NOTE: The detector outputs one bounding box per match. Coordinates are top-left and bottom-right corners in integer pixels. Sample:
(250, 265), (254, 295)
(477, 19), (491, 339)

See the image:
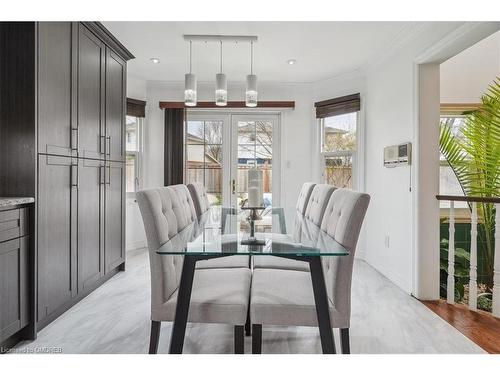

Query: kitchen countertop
(0, 197), (35, 208)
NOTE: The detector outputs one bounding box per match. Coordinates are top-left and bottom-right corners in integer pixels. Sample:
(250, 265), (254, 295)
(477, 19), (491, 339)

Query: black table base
(168, 254), (336, 354)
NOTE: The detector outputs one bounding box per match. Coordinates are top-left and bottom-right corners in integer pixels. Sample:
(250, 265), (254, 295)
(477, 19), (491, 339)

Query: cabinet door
(37, 155), (77, 322)
(105, 162), (125, 272)
(0, 237), (28, 342)
(78, 158), (104, 291)
(78, 24), (105, 160)
(105, 48), (126, 162)
(37, 22), (76, 157)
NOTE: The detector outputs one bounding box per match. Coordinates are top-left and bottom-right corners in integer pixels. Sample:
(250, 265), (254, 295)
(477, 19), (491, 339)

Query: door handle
(231, 179), (236, 195)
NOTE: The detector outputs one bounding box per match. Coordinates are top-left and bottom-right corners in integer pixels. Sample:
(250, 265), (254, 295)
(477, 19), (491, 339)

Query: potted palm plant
(440, 77), (500, 310)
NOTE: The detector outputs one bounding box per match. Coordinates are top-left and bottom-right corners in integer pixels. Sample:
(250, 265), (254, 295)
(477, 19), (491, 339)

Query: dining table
(156, 206), (349, 354)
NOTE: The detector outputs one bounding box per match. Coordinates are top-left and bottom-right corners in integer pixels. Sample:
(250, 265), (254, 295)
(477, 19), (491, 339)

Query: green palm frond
(439, 77), (500, 288)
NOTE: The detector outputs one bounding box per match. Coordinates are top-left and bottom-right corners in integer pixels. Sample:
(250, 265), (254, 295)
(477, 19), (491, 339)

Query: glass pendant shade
(184, 73), (197, 107)
(215, 73), (227, 106)
(246, 74), (258, 107)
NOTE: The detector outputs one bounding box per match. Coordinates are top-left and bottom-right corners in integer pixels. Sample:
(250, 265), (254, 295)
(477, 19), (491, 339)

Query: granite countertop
(0, 197), (35, 207)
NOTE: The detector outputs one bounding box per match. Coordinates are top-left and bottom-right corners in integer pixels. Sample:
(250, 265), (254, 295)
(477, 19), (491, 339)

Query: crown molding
(415, 21), (500, 64)
(361, 22), (433, 75)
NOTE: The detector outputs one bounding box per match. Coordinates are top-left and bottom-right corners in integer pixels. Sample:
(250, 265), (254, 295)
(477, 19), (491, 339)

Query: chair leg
(245, 305), (251, 336)
(252, 324), (262, 354)
(148, 321), (161, 354)
(340, 328), (350, 354)
(234, 325), (244, 354)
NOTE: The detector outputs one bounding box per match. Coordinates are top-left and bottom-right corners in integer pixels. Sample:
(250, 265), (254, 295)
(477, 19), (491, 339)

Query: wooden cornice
(159, 101), (295, 109)
(82, 22), (135, 61)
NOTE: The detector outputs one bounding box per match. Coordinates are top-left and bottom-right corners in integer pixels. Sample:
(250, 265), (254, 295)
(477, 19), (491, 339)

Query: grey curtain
(164, 108), (184, 186)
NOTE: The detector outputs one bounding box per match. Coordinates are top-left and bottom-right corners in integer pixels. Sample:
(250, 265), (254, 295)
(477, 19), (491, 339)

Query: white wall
(144, 80), (314, 210)
(363, 23), (464, 293)
(440, 31), (500, 103)
(126, 74), (148, 251)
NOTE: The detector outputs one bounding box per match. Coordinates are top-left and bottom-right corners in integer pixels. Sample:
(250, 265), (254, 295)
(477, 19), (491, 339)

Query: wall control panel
(384, 142), (412, 168)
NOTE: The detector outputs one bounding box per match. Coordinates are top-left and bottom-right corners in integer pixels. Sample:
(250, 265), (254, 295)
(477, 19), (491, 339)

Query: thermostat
(384, 142), (412, 168)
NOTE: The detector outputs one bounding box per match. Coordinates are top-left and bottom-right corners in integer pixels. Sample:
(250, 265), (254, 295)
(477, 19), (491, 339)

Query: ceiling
(103, 21), (423, 83)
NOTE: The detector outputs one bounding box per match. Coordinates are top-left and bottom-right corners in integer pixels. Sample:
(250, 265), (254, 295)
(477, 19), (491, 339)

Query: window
(126, 115), (143, 197)
(185, 120), (223, 206)
(320, 112), (357, 189)
(439, 114), (467, 208)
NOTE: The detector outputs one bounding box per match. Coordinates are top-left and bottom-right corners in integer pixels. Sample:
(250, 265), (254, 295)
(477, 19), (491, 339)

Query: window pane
(238, 121), (255, 144)
(126, 154), (136, 193)
(186, 144), (205, 167)
(205, 144), (223, 164)
(126, 116), (138, 152)
(255, 121), (273, 145)
(185, 119), (224, 204)
(204, 121), (222, 144)
(325, 155), (353, 189)
(185, 168), (204, 185)
(187, 121), (204, 144)
(322, 112), (357, 153)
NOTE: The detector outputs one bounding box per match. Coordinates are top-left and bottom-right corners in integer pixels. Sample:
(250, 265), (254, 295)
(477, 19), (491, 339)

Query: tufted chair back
(295, 182), (316, 215)
(136, 185), (198, 317)
(187, 183), (211, 217)
(318, 188), (370, 328)
(303, 184), (336, 226)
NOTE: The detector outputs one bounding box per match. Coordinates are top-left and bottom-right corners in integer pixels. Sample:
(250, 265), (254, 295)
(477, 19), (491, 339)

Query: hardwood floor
(422, 300), (500, 354)
(13, 249), (484, 354)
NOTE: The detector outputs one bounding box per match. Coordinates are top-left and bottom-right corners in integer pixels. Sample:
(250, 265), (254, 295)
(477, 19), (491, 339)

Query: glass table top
(156, 206), (349, 257)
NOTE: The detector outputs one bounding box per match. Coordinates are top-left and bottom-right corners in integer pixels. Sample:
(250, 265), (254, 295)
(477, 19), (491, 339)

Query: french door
(185, 112), (281, 210)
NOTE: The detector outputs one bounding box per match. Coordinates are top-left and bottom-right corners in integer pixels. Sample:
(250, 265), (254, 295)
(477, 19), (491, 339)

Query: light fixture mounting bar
(183, 35), (258, 43)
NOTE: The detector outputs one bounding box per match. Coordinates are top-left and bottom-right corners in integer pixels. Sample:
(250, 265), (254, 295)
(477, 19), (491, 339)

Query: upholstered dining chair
(253, 183), (334, 272)
(137, 185), (252, 354)
(249, 188), (370, 354)
(187, 182), (250, 271)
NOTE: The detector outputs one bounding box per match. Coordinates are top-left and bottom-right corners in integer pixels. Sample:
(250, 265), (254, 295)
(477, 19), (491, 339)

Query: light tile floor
(15, 248), (485, 354)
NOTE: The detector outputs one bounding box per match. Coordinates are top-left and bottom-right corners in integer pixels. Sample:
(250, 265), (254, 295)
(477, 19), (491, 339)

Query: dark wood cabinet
(37, 155), (77, 323)
(78, 24), (106, 161)
(37, 22), (75, 158)
(78, 158), (105, 291)
(0, 217), (29, 343)
(105, 162), (125, 273)
(0, 21), (133, 348)
(105, 49), (127, 162)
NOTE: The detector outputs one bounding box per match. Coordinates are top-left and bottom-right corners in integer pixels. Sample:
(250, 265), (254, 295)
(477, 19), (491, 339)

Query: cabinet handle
(106, 136), (111, 157)
(71, 128), (79, 151)
(99, 166), (105, 185)
(106, 165), (111, 186)
(71, 164), (78, 188)
(100, 135), (106, 155)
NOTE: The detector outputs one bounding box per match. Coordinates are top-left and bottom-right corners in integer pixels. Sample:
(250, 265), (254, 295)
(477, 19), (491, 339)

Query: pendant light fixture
(246, 41), (257, 107)
(215, 40), (227, 106)
(184, 40), (197, 107)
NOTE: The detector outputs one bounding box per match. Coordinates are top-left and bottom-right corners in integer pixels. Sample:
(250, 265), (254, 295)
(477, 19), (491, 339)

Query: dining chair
(249, 188), (370, 354)
(253, 183), (334, 272)
(137, 185), (252, 354)
(187, 182), (250, 271)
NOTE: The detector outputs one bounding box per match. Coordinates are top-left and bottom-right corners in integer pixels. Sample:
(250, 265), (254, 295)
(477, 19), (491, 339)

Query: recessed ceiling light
(286, 59), (297, 65)
(150, 58), (160, 64)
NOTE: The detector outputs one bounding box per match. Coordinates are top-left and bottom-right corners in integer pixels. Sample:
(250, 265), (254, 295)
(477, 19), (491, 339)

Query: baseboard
(126, 240), (146, 251)
(363, 256), (412, 294)
(36, 264), (124, 332)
